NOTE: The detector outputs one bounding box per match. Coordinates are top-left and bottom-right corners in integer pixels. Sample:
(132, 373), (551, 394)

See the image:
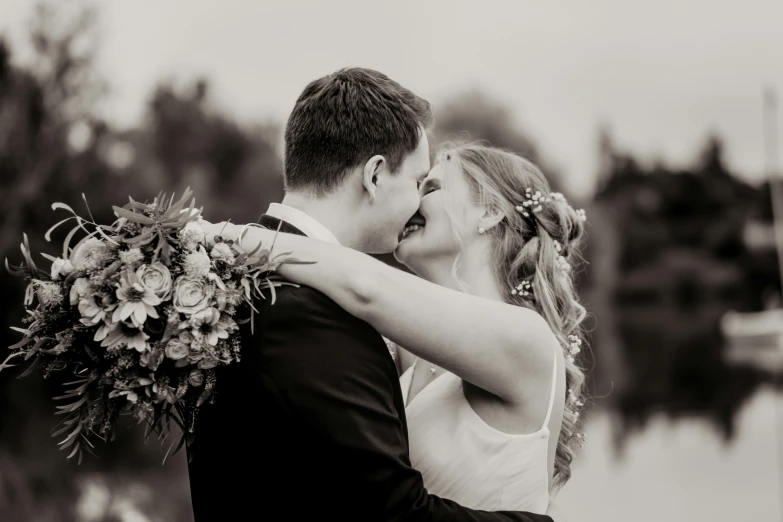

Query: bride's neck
(418, 246), (504, 303)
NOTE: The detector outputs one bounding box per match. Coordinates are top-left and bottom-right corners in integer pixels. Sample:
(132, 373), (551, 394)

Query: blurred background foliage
(1, 3), (781, 521)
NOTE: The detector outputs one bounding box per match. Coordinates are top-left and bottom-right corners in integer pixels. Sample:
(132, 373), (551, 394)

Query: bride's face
(394, 160), (484, 274)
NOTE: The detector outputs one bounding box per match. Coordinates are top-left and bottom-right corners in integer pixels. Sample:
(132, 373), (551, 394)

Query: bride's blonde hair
(438, 142), (588, 490)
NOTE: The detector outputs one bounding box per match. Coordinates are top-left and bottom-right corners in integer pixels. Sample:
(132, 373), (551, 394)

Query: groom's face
(362, 130), (430, 254)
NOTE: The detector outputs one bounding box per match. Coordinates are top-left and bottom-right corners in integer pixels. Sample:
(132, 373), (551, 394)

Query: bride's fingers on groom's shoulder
(174, 210), (230, 245)
(202, 222), (228, 244)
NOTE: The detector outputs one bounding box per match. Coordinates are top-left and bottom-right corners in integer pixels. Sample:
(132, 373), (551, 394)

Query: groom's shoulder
(253, 284), (393, 377)
(261, 282), (367, 327)
(256, 284), (386, 356)
(265, 283), (337, 312)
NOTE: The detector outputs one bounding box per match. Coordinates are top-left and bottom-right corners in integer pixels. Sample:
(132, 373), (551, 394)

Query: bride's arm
(216, 222), (556, 403)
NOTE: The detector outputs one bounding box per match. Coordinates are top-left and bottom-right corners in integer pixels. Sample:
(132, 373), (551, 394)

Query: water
(557, 387), (783, 522)
(67, 379), (783, 522)
(72, 389), (782, 522)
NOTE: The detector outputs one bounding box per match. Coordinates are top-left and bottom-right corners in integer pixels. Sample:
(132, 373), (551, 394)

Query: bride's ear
(362, 155), (386, 203)
(477, 207), (505, 234)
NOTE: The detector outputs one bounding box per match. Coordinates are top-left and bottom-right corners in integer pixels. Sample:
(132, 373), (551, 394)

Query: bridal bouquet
(3, 190), (293, 462)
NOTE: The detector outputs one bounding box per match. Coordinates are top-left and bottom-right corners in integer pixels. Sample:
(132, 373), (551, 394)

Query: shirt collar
(266, 203), (341, 245)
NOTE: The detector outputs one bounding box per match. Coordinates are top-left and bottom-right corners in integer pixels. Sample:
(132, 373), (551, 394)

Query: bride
(207, 143), (587, 513)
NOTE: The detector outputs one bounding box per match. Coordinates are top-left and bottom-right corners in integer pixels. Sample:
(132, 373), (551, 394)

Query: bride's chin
(394, 238), (420, 267)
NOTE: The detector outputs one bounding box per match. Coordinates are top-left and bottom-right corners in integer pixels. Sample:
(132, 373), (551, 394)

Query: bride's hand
(197, 220), (235, 246)
(199, 221), (272, 253)
(178, 210), (233, 246)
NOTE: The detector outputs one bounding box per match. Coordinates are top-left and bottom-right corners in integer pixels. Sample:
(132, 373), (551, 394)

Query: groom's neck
(280, 191), (362, 250)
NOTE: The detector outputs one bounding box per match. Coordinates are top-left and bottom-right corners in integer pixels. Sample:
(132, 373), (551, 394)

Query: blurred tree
(126, 79), (284, 222)
(0, 4), (124, 520)
(0, 4), (103, 258)
(592, 128), (780, 441)
(432, 90), (564, 192)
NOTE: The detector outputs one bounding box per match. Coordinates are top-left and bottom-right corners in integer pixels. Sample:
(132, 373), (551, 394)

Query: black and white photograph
(1, 1), (782, 521)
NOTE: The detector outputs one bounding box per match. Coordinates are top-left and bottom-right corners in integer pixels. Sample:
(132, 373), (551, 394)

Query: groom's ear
(362, 155), (386, 203)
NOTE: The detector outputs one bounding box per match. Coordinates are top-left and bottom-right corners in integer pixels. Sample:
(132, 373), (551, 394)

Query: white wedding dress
(399, 353), (556, 513)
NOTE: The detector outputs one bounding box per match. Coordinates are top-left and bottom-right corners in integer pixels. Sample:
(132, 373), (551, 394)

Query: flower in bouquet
(188, 307), (230, 346)
(179, 221), (206, 251)
(196, 354), (219, 370)
(164, 338), (190, 360)
(209, 242), (235, 264)
(50, 258), (74, 280)
(183, 248), (211, 278)
(140, 342), (165, 371)
(101, 321), (150, 352)
(113, 268), (161, 326)
(214, 280), (243, 313)
(69, 277), (91, 305)
(77, 289), (116, 326)
(172, 276), (212, 314)
(139, 262), (172, 299)
(119, 248), (144, 268)
(38, 282), (64, 306)
(188, 369), (204, 387)
(70, 237), (112, 271)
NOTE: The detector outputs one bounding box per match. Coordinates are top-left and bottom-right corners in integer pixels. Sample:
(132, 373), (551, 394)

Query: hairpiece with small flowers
(568, 388), (585, 408)
(554, 240), (570, 272)
(511, 279), (533, 299)
(513, 189), (586, 278)
(567, 388), (587, 447)
(566, 334), (582, 363)
(515, 188), (548, 221)
(515, 189), (587, 227)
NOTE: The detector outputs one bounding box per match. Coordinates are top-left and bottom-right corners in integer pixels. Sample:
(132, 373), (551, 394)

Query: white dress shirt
(266, 203), (341, 245)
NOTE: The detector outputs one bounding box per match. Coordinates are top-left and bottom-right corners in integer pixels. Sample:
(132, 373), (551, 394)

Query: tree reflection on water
(614, 301), (774, 443)
(590, 131), (783, 449)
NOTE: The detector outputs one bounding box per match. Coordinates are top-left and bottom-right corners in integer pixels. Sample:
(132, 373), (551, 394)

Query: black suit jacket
(186, 215), (553, 522)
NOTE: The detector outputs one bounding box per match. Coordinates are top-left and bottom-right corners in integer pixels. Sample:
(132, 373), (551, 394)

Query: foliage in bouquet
(3, 189), (296, 462)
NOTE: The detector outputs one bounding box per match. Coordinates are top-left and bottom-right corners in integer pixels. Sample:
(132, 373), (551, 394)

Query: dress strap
(410, 358), (419, 390)
(541, 348), (558, 430)
(401, 358), (419, 407)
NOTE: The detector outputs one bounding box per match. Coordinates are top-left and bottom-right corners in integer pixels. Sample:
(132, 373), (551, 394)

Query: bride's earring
(478, 227), (486, 234)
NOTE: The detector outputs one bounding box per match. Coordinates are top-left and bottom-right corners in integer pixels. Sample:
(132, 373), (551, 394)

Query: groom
(187, 68), (554, 521)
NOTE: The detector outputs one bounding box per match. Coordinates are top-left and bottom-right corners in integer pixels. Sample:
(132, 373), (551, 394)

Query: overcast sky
(3, 0), (782, 196)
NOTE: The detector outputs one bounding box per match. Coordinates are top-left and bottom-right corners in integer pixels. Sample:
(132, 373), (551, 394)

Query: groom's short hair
(283, 67), (432, 196)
